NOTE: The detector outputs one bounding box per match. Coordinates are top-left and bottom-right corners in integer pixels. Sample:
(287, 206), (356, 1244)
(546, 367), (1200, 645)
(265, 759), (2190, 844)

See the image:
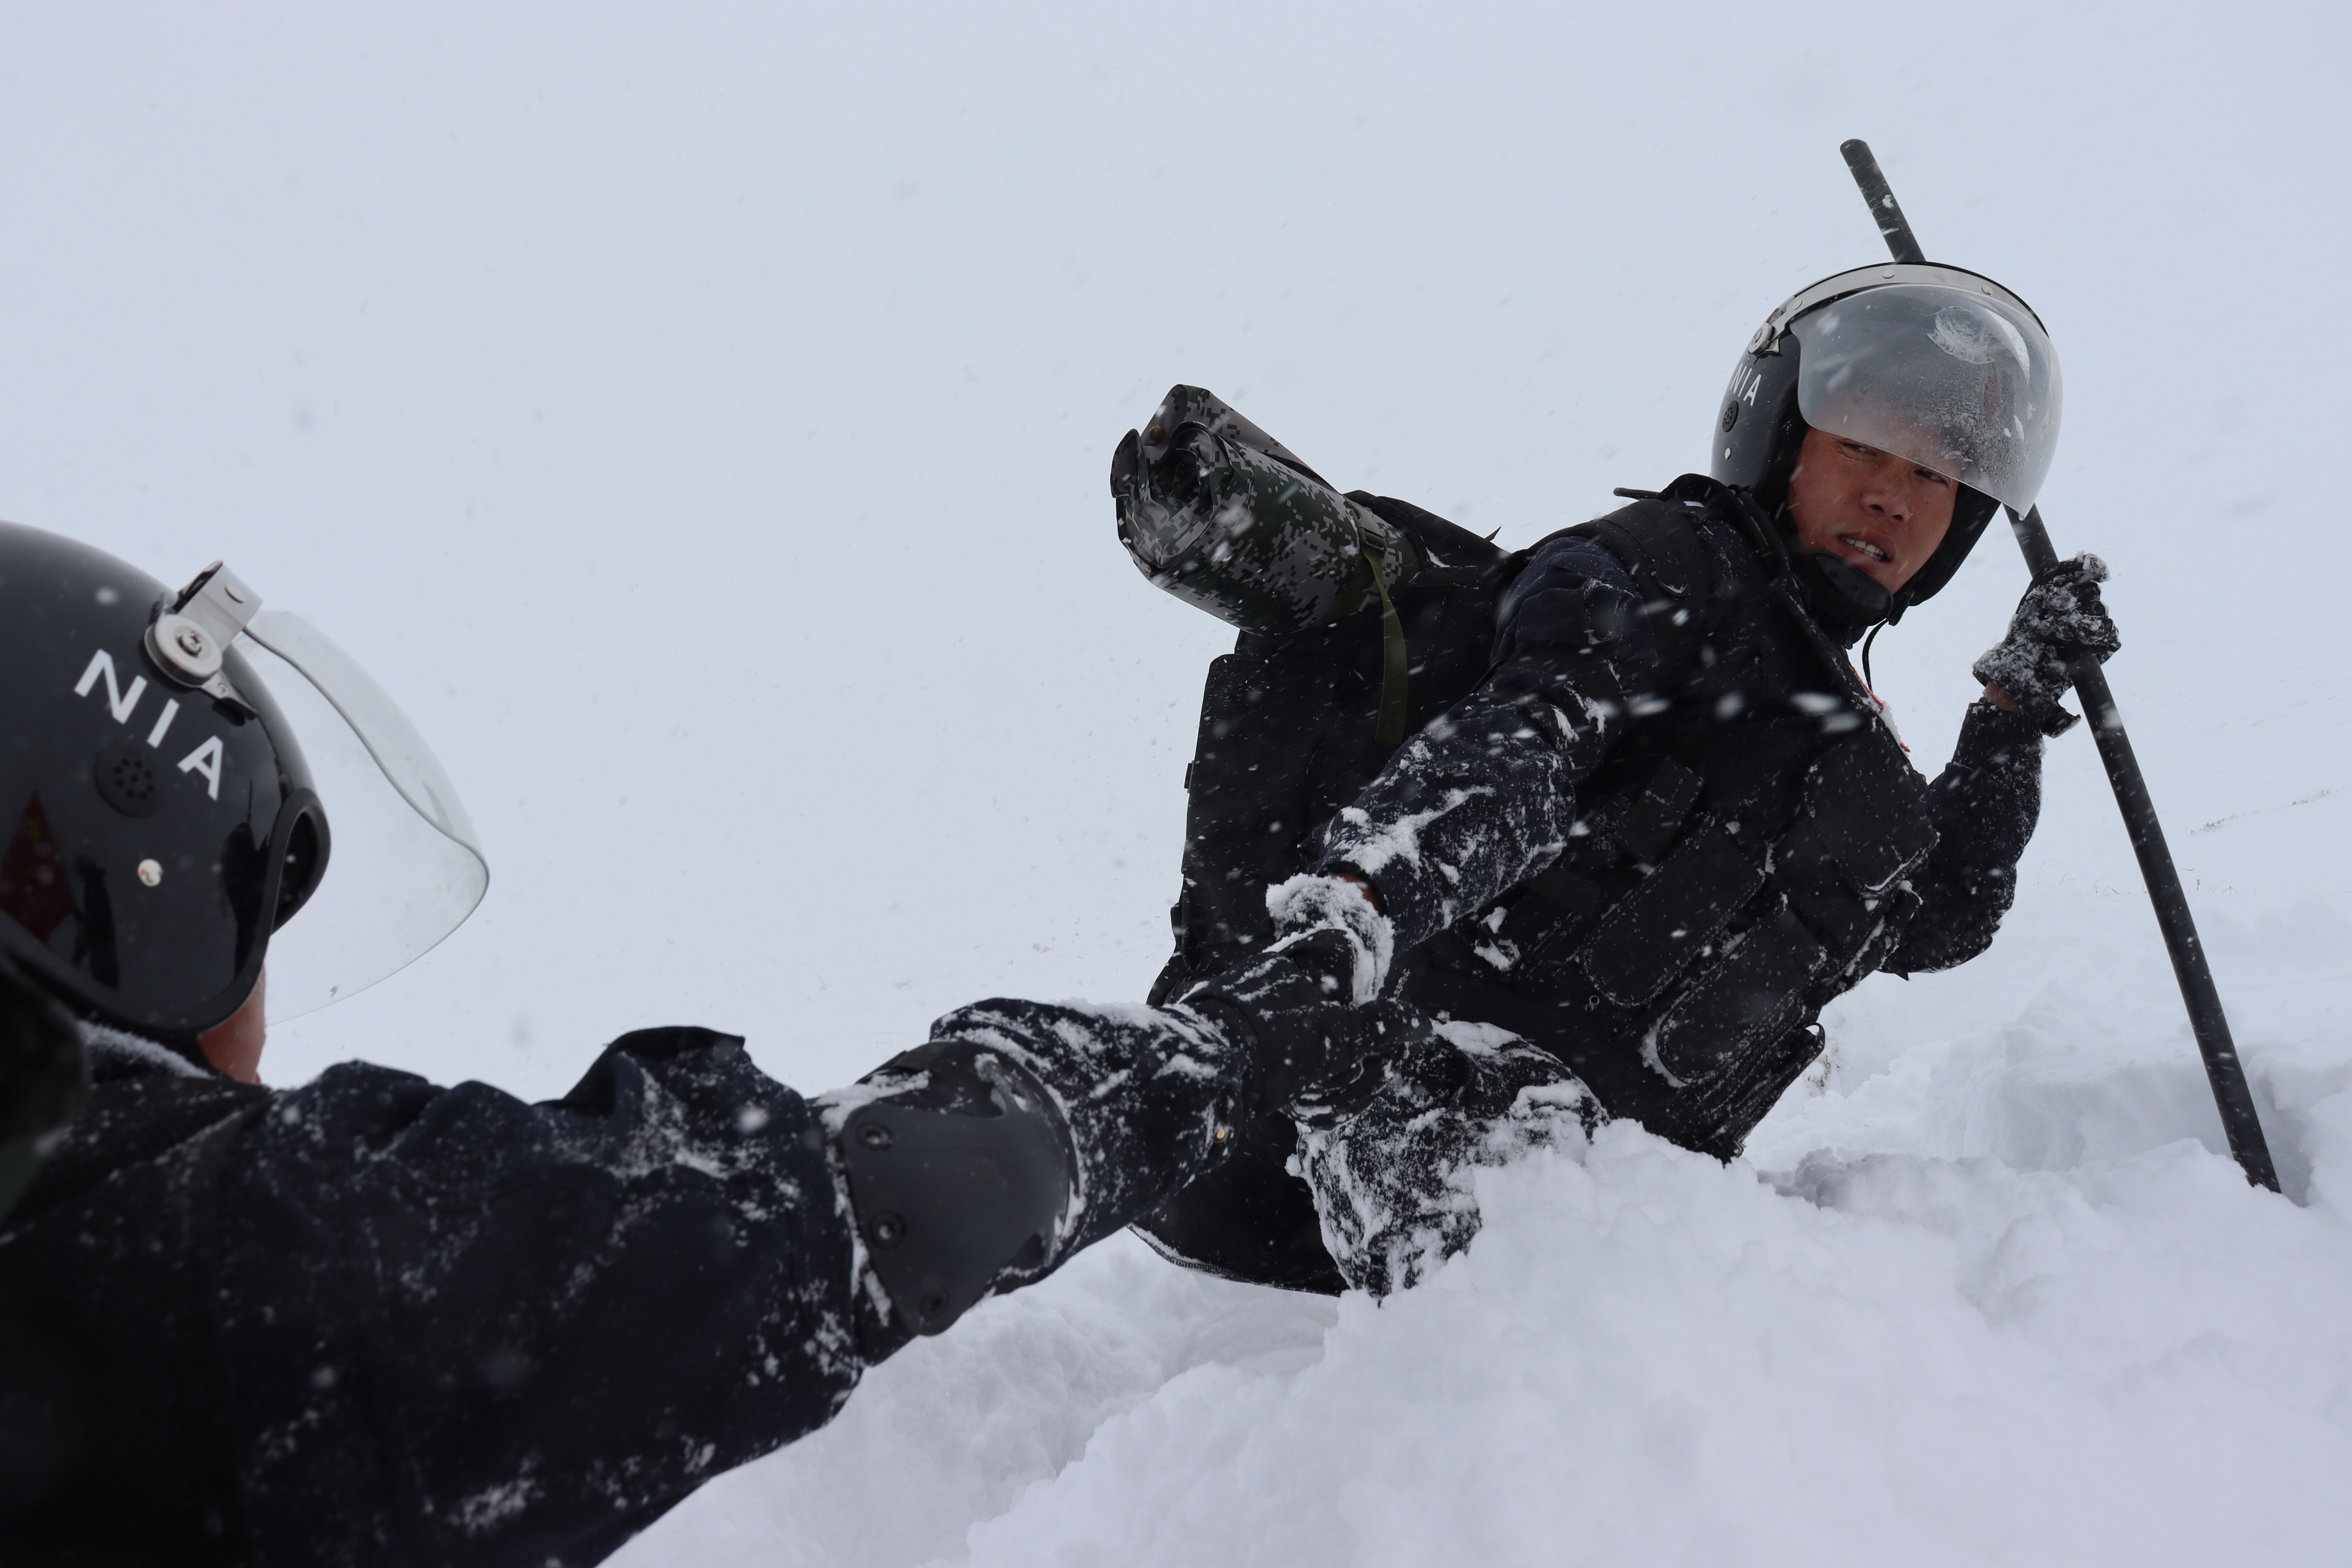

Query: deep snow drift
(619, 787), (2352, 1568)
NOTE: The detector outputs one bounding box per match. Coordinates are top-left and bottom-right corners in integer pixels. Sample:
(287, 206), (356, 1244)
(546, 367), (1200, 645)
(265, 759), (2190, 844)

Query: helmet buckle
(147, 561), (261, 711)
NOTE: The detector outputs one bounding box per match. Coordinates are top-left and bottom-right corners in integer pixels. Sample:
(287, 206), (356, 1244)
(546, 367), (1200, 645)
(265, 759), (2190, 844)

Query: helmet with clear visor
(1710, 262), (2062, 619)
(0, 521), (486, 1045)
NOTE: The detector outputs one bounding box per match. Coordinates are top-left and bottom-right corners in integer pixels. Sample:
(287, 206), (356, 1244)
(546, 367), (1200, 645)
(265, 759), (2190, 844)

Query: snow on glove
(1969, 552), (2122, 738)
(1264, 871), (1395, 1003)
(1176, 927), (1432, 1127)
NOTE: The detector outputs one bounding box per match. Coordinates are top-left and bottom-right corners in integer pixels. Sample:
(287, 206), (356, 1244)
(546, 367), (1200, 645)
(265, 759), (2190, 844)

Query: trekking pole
(1835, 138), (2280, 1192)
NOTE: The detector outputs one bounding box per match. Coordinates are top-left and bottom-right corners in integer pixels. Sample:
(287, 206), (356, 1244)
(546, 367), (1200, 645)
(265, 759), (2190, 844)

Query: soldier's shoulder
(1347, 493), (1506, 577)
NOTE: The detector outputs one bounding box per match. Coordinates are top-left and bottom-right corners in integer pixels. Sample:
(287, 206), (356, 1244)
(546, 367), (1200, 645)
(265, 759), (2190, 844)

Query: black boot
(817, 998), (1247, 1361)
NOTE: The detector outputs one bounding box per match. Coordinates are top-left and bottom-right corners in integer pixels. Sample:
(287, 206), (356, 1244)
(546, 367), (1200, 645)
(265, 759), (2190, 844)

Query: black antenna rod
(1836, 139), (2281, 1193)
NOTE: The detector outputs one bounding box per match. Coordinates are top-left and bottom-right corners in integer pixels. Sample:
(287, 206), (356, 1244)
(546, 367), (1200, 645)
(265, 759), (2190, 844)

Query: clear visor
(242, 610), (488, 1022)
(1790, 283), (2062, 513)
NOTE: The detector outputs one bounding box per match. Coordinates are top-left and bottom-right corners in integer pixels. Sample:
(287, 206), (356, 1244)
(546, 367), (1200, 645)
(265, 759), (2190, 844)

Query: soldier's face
(1784, 426), (1956, 592)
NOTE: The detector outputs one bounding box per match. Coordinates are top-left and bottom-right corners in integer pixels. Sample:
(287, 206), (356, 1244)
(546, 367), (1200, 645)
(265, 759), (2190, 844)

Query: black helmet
(0, 523), (486, 1048)
(1711, 262), (2062, 626)
(0, 523), (327, 1042)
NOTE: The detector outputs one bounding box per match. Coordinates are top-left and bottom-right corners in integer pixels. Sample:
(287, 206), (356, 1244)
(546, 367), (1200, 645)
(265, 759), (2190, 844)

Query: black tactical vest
(1139, 482), (1935, 1291)
(0, 1059), (270, 1566)
(1149, 493), (1519, 1004)
(1152, 479), (1932, 1171)
(1404, 710), (1930, 1158)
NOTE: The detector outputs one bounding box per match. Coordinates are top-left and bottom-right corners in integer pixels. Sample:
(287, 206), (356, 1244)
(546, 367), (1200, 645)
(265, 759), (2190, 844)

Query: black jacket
(1315, 477), (2043, 1148)
(1138, 478), (2042, 1288)
(0, 1028), (858, 1568)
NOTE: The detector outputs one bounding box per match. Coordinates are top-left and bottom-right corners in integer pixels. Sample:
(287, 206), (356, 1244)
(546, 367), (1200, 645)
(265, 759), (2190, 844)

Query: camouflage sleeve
(1313, 534), (1656, 953)
(1883, 700), (2045, 975)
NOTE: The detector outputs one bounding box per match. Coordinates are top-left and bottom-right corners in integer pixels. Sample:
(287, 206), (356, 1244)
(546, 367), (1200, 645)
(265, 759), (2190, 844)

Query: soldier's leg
(1294, 1014), (1606, 1298)
(1169, 912), (1610, 1299)
(814, 998), (1252, 1360)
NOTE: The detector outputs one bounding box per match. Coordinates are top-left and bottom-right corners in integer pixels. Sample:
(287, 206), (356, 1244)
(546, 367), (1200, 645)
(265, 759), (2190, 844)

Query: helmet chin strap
(1787, 545), (1893, 649)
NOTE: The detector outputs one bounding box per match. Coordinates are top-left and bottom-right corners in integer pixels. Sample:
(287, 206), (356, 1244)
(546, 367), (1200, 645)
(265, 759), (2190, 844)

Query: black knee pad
(836, 1038), (1072, 1343)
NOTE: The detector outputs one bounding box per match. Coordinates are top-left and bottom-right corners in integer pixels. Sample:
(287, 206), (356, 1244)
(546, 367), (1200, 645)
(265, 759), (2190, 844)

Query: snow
(4, 2), (2349, 1564)
(625, 840), (2352, 1567)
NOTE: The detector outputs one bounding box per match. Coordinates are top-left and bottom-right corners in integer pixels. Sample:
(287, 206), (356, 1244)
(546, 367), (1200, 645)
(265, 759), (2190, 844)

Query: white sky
(1, 1), (2342, 1098)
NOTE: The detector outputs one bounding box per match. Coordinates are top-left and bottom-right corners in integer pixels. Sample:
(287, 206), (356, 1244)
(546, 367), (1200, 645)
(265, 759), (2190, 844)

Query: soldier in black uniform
(0, 524), (1422, 1566)
(1111, 262), (2121, 1296)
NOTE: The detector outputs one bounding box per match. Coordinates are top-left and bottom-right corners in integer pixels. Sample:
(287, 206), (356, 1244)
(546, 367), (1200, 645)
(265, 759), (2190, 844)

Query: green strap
(1367, 552), (1409, 745)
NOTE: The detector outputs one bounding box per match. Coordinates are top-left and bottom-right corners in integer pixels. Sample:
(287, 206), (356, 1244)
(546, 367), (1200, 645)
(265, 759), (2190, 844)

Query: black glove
(1178, 928), (1443, 1127)
(1970, 552), (2122, 737)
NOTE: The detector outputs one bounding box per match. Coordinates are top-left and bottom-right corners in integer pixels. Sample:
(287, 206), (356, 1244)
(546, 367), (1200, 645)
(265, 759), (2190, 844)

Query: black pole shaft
(1837, 140), (2281, 1192)
(1838, 140), (1927, 265)
(2007, 511), (2281, 1191)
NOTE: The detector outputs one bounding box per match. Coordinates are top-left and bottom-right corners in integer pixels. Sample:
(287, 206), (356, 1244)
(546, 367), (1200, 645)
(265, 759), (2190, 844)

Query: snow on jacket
(1315, 476), (2046, 1148)
(1153, 477), (2044, 1154)
(0, 1026), (859, 1568)
(1317, 485), (2040, 966)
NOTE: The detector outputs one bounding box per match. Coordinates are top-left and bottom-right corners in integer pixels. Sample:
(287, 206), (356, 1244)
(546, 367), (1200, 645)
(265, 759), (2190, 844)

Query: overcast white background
(3, 3), (2341, 1100)
(9, 5), (2352, 1565)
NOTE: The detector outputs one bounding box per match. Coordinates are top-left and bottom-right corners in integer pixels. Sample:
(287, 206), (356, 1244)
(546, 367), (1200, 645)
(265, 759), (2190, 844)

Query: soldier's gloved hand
(1176, 927), (1435, 1128)
(1264, 872), (1395, 1002)
(1970, 553), (2121, 737)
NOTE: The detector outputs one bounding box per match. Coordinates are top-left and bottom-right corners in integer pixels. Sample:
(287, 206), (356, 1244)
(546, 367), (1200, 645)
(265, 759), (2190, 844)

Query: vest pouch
(1664, 1020), (1829, 1160)
(1577, 822), (1765, 1005)
(1768, 730), (1934, 1000)
(1610, 757), (1704, 863)
(1775, 818), (1879, 955)
(1646, 906), (1826, 1085)
(1804, 733), (1934, 895)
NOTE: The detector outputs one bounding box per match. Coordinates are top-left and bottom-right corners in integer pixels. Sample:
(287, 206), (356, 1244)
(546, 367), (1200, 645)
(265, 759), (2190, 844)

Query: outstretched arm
(1313, 535), (1660, 953)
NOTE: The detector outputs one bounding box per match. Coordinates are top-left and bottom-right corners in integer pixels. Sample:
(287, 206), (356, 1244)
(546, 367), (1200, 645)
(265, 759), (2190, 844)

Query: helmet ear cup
(1710, 338), (1806, 513)
(272, 799), (330, 930)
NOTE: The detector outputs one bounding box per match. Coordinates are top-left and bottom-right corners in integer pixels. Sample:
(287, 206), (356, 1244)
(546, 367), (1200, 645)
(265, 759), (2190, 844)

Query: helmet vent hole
(93, 740), (165, 819)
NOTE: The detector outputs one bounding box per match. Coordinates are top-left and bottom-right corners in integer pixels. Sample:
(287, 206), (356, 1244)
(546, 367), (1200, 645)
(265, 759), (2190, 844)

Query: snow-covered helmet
(0, 522), (486, 1047)
(1711, 262), (2062, 622)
